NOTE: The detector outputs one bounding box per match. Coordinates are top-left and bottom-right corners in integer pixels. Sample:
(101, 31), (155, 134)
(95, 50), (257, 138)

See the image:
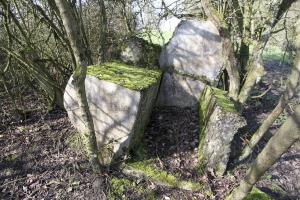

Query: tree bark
(239, 0), (254, 75)
(0, 0), (65, 109)
(97, 0), (108, 64)
(238, 0), (296, 104)
(238, 17), (300, 161)
(226, 104), (300, 200)
(54, 0), (101, 173)
(238, 43), (266, 104)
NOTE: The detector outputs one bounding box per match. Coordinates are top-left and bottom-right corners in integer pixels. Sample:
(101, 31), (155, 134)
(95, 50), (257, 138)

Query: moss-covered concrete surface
(87, 61), (161, 91)
(210, 87), (239, 113)
(198, 86), (238, 155)
(198, 86), (246, 176)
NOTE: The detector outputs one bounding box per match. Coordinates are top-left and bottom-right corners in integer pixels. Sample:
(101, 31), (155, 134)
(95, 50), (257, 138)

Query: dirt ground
(0, 59), (299, 200)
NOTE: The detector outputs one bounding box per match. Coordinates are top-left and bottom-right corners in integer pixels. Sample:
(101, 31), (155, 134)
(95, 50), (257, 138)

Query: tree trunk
(238, 42), (266, 104)
(54, 0), (101, 173)
(238, 0), (296, 104)
(97, 0), (108, 64)
(0, 47), (65, 109)
(0, 0), (64, 109)
(239, 0), (253, 75)
(226, 104), (300, 200)
(238, 17), (300, 161)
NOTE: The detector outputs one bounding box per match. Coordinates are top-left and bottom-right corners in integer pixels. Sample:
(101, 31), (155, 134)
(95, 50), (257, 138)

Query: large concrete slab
(159, 20), (223, 84)
(64, 62), (161, 165)
(157, 20), (223, 107)
(198, 87), (246, 176)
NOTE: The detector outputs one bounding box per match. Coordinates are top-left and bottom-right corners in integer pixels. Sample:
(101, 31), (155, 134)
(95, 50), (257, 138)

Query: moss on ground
(87, 61), (161, 91)
(66, 132), (84, 152)
(109, 177), (156, 200)
(244, 187), (273, 200)
(127, 159), (205, 192)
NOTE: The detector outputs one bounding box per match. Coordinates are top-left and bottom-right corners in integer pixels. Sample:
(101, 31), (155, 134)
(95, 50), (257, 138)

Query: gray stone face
(64, 75), (159, 165)
(159, 20), (223, 83)
(156, 72), (206, 107)
(157, 20), (223, 107)
(121, 39), (143, 65)
(199, 87), (246, 176)
(120, 37), (161, 68)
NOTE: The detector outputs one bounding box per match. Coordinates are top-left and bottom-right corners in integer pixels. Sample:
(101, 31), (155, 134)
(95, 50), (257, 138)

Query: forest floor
(0, 58), (300, 200)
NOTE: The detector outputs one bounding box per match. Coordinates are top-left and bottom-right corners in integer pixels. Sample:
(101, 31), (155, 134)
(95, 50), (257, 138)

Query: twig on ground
(251, 84), (273, 99)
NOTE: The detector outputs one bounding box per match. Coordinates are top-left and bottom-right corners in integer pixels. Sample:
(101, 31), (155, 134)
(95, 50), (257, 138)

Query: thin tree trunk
(238, 17), (300, 161)
(0, 73), (24, 116)
(239, 0), (254, 75)
(238, 43), (265, 104)
(226, 104), (300, 200)
(238, 0), (296, 104)
(97, 0), (108, 64)
(0, 47), (64, 109)
(54, 0), (101, 173)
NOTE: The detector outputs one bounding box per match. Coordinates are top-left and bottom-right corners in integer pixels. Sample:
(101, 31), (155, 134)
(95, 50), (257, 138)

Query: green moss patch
(87, 61), (161, 91)
(126, 159), (207, 192)
(66, 132), (84, 152)
(110, 177), (156, 200)
(244, 187), (273, 200)
(212, 87), (238, 113)
(198, 86), (214, 162)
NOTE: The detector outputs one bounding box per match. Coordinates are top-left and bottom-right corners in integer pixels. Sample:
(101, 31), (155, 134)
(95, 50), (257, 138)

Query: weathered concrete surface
(198, 87), (246, 176)
(159, 20), (223, 83)
(64, 62), (161, 165)
(120, 37), (161, 68)
(156, 72), (206, 107)
(157, 20), (223, 107)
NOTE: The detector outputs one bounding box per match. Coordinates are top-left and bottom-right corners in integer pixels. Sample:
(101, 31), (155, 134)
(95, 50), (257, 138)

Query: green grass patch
(138, 30), (174, 46)
(262, 46), (292, 64)
(87, 61), (161, 91)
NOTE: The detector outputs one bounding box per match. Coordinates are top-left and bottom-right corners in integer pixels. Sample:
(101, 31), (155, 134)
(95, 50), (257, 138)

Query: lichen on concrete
(87, 61), (161, 91)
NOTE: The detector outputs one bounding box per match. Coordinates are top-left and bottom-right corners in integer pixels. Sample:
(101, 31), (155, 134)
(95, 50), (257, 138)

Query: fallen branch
(251, 84), (272, 99)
